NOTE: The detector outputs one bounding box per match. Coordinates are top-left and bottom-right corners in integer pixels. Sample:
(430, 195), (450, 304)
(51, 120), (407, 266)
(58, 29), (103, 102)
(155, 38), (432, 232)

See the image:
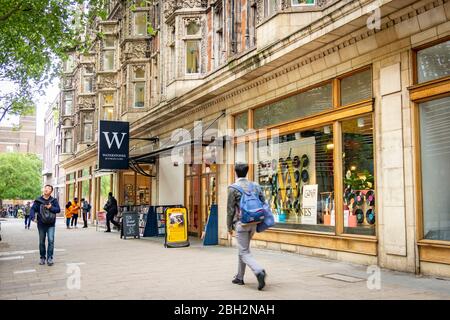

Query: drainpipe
(231, 0), (236, 53)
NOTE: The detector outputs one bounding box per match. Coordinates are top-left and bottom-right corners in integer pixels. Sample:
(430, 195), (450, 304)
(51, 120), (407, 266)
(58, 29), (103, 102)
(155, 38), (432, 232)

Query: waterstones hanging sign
(98, 120), (129, 170)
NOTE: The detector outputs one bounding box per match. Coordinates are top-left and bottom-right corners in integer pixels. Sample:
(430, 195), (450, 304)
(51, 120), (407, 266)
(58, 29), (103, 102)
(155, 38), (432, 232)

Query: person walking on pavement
(70, 198), (80, 228)
(24, 202), (32, 229)
(104, 192), (120, 232)
(65, 201), (73, 229)
(17, 207), (24, 219)
(81, 198), (91, 228)
(29, 185), (61, 266)
(227, 163), (267, 290)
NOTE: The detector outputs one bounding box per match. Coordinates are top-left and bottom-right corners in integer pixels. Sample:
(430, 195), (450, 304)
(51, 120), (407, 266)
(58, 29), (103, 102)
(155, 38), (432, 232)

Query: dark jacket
(104, 196), (118, 215)
(30, 196), (61, 226)
(227, 178), (265, 232)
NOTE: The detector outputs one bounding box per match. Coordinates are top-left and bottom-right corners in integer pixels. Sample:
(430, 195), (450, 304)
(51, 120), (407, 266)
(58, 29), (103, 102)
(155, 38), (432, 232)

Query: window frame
(131, 65), (146, 108)
(183, 19), (202, 75)
(133, 11), (148, 36)
(102, 37), (116, 71)
(409, 37), (450, 253)
(231, 66), (376, 240)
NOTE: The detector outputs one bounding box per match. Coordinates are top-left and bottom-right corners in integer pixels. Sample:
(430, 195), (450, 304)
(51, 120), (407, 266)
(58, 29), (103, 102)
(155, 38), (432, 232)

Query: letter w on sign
(103, 132), (127, 149)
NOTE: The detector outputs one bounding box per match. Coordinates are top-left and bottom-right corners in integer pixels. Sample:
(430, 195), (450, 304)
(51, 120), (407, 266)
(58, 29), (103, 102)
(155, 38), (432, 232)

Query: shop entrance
(185, 164), (218, 237)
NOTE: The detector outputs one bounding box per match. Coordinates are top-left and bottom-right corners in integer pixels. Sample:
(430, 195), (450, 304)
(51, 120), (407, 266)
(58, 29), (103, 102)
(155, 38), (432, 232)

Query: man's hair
(234, 163), (249, 178)
(74, 197), (78, 201)
(81, 198), (85, 202)
(108, 192), (113, 197)
(44, 184), (54, 192)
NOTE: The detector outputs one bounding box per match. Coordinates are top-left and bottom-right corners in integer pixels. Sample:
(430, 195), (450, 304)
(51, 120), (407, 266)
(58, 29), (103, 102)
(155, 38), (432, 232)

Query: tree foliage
(0, 0), (108, 123)
(0, 153), (43, 200)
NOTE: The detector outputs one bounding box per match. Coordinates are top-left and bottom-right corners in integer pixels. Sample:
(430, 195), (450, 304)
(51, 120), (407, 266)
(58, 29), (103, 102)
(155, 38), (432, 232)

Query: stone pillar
(376, 56), (416, 273)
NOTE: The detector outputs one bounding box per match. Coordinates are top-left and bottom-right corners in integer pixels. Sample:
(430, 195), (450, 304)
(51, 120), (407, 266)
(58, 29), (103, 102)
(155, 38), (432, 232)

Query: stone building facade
(0, 115), (44, 157)
(58, 0), (450, 277)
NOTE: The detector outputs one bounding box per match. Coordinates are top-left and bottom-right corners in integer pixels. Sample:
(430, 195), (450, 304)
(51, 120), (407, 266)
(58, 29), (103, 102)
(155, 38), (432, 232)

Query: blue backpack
(230, 182), (267, 225)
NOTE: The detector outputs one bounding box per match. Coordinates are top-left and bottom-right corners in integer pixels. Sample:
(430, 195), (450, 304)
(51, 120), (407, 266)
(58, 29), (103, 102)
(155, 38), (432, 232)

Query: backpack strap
(229, 184), (244, 194)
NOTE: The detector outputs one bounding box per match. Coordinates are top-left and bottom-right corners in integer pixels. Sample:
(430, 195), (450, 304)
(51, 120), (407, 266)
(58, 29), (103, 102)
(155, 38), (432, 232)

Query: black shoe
(256, 270), (266, 291)
(104, 230), (111, 233)
(232, 278), (245, 285)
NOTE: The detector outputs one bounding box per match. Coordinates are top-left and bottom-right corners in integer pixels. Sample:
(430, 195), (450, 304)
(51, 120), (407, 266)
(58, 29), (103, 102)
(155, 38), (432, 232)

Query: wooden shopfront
(409, 37), (450, 267)
(231, 66), (378, 256)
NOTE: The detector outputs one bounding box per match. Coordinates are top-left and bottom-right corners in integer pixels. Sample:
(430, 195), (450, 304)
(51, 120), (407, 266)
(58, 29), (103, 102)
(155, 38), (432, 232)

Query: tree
(0, 153), (43, 202)
(0, 0), (108, 123)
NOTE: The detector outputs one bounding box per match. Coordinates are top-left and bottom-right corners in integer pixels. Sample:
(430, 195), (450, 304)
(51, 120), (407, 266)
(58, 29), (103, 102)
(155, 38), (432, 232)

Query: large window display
(254, 125), (334, 231)
(342, 114), (376, 236)
(420, 96), (450, 241)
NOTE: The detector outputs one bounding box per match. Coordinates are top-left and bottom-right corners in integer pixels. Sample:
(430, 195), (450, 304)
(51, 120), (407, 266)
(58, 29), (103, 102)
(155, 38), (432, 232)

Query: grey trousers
(236, 222), (264, 280)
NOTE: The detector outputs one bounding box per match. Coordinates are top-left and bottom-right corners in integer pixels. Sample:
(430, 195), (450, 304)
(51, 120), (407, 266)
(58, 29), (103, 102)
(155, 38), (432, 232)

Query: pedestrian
(17, 207), (24, 219)
(81, 198), (91, 228)
(227, 163), (267, 290)
(104, 192), (120, 232)
(65, 201), (73, 229)
(70, 198), (80, 228)
(24, 202), (32, 229)
(29, 184), (61, 266)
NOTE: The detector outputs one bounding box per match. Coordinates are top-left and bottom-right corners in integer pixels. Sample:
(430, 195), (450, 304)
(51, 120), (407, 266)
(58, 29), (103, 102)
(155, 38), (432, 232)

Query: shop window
(234, 112), (248, 133)
(63, 92), (73, 115)
(99, 175), (112, 210)
(417, 40), (450, 83)
(235, 142), (249, 164)
(82, 113), (94, 142)
(122, 172), (135, 205)
(292, 0), (316, 5)
(253, 83), (332, 129)
(420, 96), (450, 241)
(342, 114), (375, 236)
(254, 125), (334, 231)
(340, 69), (372, 106)
(81, 180), (90, 202)
(186, 40), (200, 74)
(133, 12), (147, 36)
(102, 37), (115, 71)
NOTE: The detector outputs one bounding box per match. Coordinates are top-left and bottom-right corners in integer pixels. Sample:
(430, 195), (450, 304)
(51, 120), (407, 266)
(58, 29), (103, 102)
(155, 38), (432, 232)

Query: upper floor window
(82, 112), (94, 142)
(102, 93), (114, 120)
(63, 92), (73, 115)
(133, 12), (147, 36)
(82, 66), (94, 93)
(213, 4), (224, 68)
(264, 0), (278, 18)
(102, 37), (115, 71)
(63, 54), (75, 73)
(292, 0), (316, 5)
(132, 66), (145, 108)
(184, 20), (201, 75)
(417, 40), (450, 83)
(63, 129), (73, 153)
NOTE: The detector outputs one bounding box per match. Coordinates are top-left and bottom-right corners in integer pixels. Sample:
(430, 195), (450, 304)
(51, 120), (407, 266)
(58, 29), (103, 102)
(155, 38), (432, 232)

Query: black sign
(98, 120), (129, 170)
(121, 212), (140, 239)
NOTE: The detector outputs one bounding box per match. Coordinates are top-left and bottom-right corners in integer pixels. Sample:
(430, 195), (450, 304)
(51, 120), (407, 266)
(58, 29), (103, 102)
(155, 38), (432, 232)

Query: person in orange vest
(65, 201), (73, 229)
(70, 198), (81, 228)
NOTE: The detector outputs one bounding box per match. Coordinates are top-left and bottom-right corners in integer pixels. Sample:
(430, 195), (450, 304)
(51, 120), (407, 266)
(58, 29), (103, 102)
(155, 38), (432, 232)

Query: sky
(1, 79), (60, 136)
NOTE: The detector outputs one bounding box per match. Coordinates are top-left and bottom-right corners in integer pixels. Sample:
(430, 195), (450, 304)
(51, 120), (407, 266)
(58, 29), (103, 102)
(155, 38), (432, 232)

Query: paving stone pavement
(0, 218), (449, 300)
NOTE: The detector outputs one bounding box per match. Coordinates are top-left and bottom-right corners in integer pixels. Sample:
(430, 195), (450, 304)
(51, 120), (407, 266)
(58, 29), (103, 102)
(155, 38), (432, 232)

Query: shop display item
(366, 208), (375, 225)
(355, 208), (364, 224)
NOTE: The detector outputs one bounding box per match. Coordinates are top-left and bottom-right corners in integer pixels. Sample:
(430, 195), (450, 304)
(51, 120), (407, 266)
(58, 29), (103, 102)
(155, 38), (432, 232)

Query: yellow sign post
(165, 207), (190, 248)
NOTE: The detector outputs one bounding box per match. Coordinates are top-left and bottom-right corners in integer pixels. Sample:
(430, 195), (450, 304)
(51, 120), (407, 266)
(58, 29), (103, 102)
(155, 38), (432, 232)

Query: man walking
(24, 202), (31, 229)
(227, 163), (267, 290)
(30, 185), (61, 266)
(104, 192), (120, 232)
(81, 198), (91, 228)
